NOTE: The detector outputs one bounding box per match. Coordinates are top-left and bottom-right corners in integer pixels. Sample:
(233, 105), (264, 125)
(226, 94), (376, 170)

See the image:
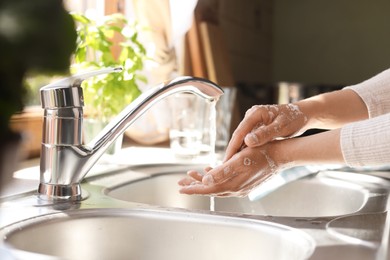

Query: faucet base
(38, 183), (82, 201)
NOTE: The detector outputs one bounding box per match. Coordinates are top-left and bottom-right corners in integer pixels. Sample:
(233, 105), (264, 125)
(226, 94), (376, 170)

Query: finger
(244, 120), (282, 147)
(180, 171), (251, 197)
(179, 180), (239, 196)
(187, 170), (204, 181)
(204, 166), (213, 172)
(177, 176), (200, 186)
(202, 174), (250, 197)
(223, 128), (250, 162)
(223, 116), (260, 161)
(200, 163), (230, 184)
(180, 170), (237, 196)
(178, 169), (204, 185)
(182, 147), (265, 196)
(224, 106), (274, 161)
(179, 183), (218, 195)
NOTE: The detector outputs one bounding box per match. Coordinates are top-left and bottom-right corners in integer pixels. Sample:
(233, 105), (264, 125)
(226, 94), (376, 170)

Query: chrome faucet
(39, 67), (223, 201)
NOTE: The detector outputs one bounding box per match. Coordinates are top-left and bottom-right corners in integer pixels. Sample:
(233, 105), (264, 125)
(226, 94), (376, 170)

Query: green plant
(0, 0), (76, 140)
(71, 12), (148, 121)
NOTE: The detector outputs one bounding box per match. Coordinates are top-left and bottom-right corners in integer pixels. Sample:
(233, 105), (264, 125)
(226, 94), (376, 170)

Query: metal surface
(1, 162), (390, 259)
(0, 209), (314, 260)
(105, 166), (389, 218)
(38, 68), (223, 200)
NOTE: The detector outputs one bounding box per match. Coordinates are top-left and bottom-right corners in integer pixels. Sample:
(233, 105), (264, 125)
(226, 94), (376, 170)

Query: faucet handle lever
(40, 67), (122, 109)
(40, 67), (123, 90)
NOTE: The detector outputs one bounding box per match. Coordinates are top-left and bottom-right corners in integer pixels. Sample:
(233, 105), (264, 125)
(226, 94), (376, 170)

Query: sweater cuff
(344, 68), (390, 118)
(340, 114), (390, 167)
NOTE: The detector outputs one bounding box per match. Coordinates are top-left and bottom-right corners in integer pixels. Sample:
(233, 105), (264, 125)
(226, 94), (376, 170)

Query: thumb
(244, 122), (281, 147)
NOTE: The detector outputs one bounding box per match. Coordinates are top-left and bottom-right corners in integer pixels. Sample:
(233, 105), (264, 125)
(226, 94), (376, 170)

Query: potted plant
(0, 0), (76, 191)
(70, 12), (147, 153)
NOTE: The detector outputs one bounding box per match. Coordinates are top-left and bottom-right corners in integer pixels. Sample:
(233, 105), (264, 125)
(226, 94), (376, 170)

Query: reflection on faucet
(39, 67), (223, 201)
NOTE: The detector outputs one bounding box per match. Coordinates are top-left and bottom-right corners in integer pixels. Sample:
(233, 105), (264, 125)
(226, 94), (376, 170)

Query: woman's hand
(178, 128), (345, 197)
(178, 88), (370, 197)
(178, 144), (280, 197)
(224, 104), (307, 161)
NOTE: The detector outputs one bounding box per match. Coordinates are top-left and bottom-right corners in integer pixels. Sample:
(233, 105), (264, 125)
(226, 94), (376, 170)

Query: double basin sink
(1, 160), (390, 259)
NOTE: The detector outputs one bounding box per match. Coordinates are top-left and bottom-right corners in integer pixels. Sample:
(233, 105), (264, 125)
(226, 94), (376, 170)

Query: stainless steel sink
(2, 160), (390, 260)
(105, 165), (389, 217)
(1, 208), (315, 260)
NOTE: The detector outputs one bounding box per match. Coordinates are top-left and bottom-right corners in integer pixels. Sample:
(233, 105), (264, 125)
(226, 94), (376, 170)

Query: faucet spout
(38, 69), (223, 201)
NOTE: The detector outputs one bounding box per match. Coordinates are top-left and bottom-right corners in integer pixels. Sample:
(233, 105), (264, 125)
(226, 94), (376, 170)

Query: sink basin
(105, 165), (380, 218)
(1, 209), (314, 260)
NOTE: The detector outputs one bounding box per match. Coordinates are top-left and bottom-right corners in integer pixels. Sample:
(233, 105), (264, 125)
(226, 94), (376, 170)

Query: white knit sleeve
(344, 68), (390, 118)
(341, 113), (390, 167)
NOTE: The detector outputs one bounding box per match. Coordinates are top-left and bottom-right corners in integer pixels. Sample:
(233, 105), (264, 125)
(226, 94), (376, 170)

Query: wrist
(265, 139), (298, 169)
(294, 89), (369, 130)
(267, 129), (344, 168)
(294, 98), (319, 131)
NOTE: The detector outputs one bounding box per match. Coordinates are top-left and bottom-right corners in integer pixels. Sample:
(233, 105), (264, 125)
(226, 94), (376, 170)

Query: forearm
(295, 89), (368, 130)
(296, 68), (390, 130)
(271, 112), (390, 168)
(271, 128), (345, 167)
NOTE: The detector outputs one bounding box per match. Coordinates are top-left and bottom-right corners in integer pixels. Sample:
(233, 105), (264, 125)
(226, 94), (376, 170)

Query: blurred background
(194, 0), (390, 114)
(63, 0), (390, 112)
(13, 0), (390, 158)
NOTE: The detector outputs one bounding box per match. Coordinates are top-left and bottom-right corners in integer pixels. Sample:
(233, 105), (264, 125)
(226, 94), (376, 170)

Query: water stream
(208, 100), (217, 165)
(210, 196), (215, 212)
(208, 100), (217, 212)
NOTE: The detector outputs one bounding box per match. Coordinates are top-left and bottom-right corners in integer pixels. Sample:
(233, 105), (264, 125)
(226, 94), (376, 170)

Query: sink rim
(2, 161), (389, 259)
(0, 207), (311, 231)
(98, 163), (390, 193)
(1, 208), (316, 260)
(103, 165), (389, 218)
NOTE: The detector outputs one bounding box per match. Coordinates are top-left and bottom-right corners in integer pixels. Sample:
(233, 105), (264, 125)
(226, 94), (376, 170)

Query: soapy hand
(179, 104), (307, 197)
(224, 104), (307, 162)
(178, 145), (279, 197)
